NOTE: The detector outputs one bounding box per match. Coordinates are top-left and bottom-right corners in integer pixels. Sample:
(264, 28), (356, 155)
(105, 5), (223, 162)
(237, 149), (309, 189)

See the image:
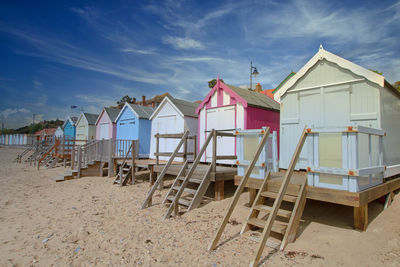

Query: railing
(69, 138), (139, 178)
(306, 126), (385, 192)
(235, 128), (278, 178)
(153, 133), (197, 164)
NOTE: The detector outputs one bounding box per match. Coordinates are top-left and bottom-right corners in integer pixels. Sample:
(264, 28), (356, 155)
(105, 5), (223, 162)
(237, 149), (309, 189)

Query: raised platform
(234, 171), (400, 231)
(153, 163), (237, 201)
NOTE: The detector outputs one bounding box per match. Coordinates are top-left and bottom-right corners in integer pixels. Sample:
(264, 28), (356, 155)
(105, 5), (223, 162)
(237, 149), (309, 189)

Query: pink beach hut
(196, 78), (280, 164)
(95, 107), (121, 140)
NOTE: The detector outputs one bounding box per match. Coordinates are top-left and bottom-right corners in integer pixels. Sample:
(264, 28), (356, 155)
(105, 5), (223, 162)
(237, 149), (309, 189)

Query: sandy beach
(0, 146), (399, 266)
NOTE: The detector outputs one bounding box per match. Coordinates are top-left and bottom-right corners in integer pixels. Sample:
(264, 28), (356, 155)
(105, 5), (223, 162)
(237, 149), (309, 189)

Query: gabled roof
(196, 79), (280, 113)
(150, 96), (198, 120)
(116, 102), (155, 122)
(95, 107), (121, 125)
(84, 113), (99, 125)
(274, 45), (389, 102)
(105, 108), (120, 122)
(272, 72), (296, 94)
(63, 116), (78, 128)
(34, 128), (57, 136)
(76, 112), (98, 126)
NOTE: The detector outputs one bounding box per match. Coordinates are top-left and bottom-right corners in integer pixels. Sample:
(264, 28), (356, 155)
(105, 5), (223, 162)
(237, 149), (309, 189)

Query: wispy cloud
(163, 36), (204, 50)
(120, 48), (158, 55)
(1, 108), (30, 118)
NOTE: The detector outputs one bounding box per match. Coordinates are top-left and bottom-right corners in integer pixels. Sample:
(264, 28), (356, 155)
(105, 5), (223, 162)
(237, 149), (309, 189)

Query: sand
(0, 146), (399, 266)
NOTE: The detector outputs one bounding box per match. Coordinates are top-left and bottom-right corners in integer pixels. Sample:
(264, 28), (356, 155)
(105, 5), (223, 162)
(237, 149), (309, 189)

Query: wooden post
(108, 139), (113, 177)
(249, 189), (258, 206)
(71, 146), (75, 170)
(215, 180), (224, 201)
(212, 129), (217, 178)
(354, 204), (368, 231)
(156, 134), (159, 165)
(193, 135), (197, 161)
(208, 128), (271, 252)
(131, 140), (136, 185)
(183, 135), (188, 163)
(77, 146), (82, 178)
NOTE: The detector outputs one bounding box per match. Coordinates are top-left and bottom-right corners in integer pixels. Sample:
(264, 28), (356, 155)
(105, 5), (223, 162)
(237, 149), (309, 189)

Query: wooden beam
(207, 128), (270, 252)
(215, 155), (237, 160)
(215, 180), (224, 201)
(249, 127), (307, 266)
(354, 204), (368, 231)
(359, 178), (400, 206)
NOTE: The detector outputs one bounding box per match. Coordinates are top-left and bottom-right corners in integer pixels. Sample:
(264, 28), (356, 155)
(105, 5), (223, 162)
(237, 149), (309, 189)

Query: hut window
(319, 133), (342, 168)
(243, 135), (259, 161)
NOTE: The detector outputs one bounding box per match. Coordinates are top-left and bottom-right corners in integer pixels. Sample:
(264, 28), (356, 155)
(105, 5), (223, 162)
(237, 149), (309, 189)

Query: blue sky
(0, 0), (399, 128)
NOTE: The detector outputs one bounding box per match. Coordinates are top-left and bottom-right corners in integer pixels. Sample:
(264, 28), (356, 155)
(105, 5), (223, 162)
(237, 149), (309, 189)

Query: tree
(208, 78), (224, 89)
(393, 81), (400, 92)
(117, 95), (133, 108)
(369, 69), (383, 75)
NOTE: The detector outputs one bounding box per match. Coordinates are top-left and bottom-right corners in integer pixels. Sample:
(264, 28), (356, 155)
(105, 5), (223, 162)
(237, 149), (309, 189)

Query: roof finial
(319, 44), (324, 50)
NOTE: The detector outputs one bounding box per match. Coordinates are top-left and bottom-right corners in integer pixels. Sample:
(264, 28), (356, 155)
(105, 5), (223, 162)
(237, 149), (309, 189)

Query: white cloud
(1, 108), (30, 118)
(163, 36), (204, 50)
(120, 48), (157, 55)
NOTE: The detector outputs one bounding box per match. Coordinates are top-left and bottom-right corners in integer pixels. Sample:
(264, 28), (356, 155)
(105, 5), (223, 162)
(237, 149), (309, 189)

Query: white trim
(275, 47), (385, 102)
(95, 108), (107, 126)
(384, 164), (400, 178)
(115, 102), (140, 122)
(286, 78), (364, 94)
(149, 96), (184, 120)
(350, 112), (378, 121)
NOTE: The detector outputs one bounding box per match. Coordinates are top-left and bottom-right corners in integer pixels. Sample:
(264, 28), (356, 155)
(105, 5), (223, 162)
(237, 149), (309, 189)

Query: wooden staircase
(208, 127), (309, 267)
(161, 129), (236, 219)
(113, 141), (135, 186)
(241, 172), (307, 251)
(14, 144), (34, 163)
(141, 131), (190, 209)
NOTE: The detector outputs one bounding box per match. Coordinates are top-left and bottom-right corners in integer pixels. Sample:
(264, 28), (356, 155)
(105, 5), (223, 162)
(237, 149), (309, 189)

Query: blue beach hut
(63, 116), (77, 140)
(115, 103), (154, 158)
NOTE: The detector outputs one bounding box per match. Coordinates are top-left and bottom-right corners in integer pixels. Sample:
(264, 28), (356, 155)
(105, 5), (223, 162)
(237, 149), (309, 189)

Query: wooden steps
(247, 217), (288, 235)
(208, 127), (309, 267)
(261, 191), (297, 203)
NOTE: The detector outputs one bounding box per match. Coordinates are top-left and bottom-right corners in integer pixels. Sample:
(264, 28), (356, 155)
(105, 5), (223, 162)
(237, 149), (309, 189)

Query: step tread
(172, 186), (197, 195)
(166, 196), (191, 207)
(177, 176), (202, 184)
(260, 191), (297, 203)
(254, 205), (292, 219)
(247, 217), (288, 235)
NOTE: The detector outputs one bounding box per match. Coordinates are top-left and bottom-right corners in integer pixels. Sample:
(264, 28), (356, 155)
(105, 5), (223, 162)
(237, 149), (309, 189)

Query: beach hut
(95, 107), (120, 140)
(75, 112), (98, 144)
(115, 103), (155, 158)
(149, 96), (198, 161)
(274, 46), (400, 190)
(196, 78), (280, 164)
(55, 126), (63, 138)
(63, 116), (77, 140)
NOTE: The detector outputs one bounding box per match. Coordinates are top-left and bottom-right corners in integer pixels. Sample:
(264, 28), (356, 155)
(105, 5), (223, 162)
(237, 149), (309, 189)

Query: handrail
(37, 140), (59, 170)
(141, 130), (190, 209)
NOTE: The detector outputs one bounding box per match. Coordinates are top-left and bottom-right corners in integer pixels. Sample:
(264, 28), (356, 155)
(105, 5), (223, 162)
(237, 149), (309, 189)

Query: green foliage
(208, 78), (224, 89)
(369, 69), (383, 75)
(393, 81), (400, 92)
(117, 95), (134, 108)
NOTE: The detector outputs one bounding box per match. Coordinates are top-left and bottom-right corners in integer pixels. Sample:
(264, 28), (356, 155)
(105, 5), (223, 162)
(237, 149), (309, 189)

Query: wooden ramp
(208, 127), (308, 267)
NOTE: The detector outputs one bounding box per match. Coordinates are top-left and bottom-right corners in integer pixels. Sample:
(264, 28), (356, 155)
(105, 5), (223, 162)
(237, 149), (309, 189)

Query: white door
(157, 115), (178, 161)
(99, 123), (109, 139)
(206, 106), (236, 164)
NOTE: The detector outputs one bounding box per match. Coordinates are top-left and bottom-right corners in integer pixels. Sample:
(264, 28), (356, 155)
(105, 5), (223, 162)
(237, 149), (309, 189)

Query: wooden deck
(147, 162), (236, 201)
(235, 171), (400, 231)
